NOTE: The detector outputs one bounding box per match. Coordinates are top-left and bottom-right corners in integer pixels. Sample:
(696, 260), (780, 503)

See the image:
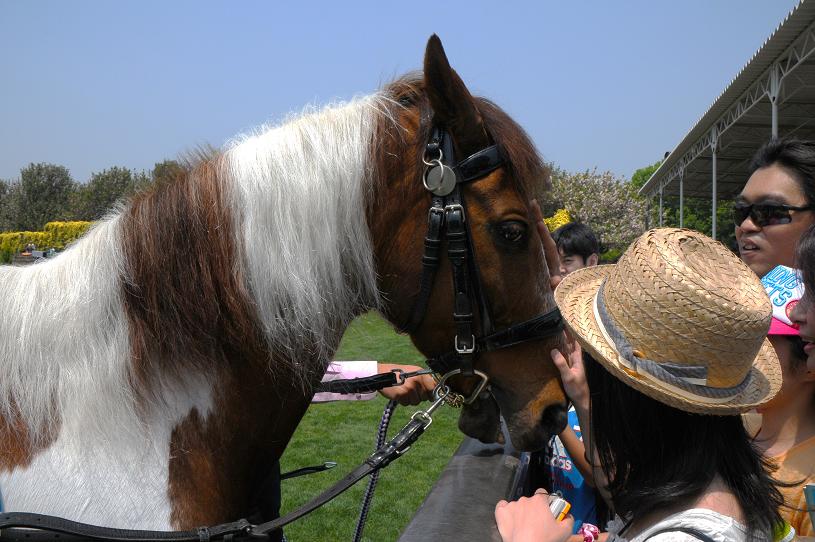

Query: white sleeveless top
(606, 508), (768, 542)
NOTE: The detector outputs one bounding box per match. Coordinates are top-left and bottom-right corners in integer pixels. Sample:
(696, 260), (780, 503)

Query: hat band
(592, 282), (752, 405)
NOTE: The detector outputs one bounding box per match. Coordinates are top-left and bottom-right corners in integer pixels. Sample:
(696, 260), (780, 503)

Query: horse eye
(498, 221), (527, 243)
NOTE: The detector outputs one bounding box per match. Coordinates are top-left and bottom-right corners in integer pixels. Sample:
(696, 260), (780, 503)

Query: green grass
(279, 312), (463, 542)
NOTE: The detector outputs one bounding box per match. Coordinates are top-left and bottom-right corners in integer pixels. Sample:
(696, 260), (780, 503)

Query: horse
(0, 35), (567, 532)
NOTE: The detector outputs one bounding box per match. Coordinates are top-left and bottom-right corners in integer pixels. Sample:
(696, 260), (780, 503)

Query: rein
(0, 124), (564, 542)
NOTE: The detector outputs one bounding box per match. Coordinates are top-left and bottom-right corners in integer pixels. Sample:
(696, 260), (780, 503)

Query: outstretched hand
(377, 363), (436, 406)
(495, 489), (574, 542)
(551, 343), (589, 413)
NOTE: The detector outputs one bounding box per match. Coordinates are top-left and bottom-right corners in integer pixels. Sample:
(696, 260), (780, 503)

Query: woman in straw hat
(496, 225), (786, 542)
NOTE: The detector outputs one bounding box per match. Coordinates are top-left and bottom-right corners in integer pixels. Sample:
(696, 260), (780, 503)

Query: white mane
(224, 94), (391, 374)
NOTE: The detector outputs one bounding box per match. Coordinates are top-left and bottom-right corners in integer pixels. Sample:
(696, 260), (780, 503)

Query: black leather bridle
(401, 124), (564, 386)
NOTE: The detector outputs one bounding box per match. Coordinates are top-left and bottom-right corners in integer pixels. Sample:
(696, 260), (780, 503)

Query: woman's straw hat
(554, 228), (781, 414)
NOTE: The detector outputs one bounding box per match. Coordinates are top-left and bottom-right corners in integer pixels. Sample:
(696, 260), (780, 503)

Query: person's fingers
(533, 488), (549, 496)
(569, 343), (584, 370)
(559, 516), (575, 534)
(551, 349), (571, 378)
(420, 375), (436, 400)
(495, 500), (508, 509)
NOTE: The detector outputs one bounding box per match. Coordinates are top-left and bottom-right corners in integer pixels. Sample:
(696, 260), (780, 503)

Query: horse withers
(0, 35), (567, 531)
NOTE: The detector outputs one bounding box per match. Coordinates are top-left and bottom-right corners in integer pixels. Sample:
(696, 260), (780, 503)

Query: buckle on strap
(444, 203), (465, 222)
(455, 334), (476, 355)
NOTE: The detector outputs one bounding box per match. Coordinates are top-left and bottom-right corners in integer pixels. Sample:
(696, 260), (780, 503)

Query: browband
(455, 145), (503, 184)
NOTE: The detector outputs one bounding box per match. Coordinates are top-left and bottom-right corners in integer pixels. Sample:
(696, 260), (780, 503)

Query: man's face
(558, 249), (598, 276)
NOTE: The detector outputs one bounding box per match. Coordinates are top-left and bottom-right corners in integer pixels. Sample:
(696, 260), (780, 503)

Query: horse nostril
(539, 403), (568, 436)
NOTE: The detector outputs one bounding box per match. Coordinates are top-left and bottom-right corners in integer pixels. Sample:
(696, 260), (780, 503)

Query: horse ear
(423, 35), (490, 155)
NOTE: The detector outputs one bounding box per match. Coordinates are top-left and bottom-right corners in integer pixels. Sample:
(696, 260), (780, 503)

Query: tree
(0, 179), (19, 232)
(15, 163), (76, 231)
(72, 167), (150, 221)
(151, 159), (184, 186)
(631, 162), (736, 251)
(630, 160), (662, 191)
(544, 167), (647, 252)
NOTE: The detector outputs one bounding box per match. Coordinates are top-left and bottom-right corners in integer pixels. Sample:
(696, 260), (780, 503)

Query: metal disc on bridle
(423, 163), (457, 196)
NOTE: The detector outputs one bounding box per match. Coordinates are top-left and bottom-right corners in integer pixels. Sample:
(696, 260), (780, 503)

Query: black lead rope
(352, 400), (397, 542)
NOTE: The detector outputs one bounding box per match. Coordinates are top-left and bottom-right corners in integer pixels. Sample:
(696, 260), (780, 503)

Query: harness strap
(427, 309), (564, 375)
(400, 199), (445, 333)
(315, 371), (400, 394)
(250, 404), (434, 536)
(0, 514), (252, 542)
(445, 198), (476, 376)
(455, 145), (503, 184)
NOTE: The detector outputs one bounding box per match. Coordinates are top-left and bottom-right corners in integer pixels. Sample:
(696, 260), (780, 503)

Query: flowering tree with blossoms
(542, 166), (646, 256)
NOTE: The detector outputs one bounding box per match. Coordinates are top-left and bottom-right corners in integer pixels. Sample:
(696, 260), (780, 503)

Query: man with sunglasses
(736, 138), (815, 278)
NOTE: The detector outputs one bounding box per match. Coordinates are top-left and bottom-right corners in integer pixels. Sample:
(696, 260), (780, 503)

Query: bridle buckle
(444, 203), (465, 222)
(455, 334), (475, 355)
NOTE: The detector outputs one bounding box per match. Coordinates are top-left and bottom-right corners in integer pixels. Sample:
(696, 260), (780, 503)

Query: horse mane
(0, 93), (396, 451)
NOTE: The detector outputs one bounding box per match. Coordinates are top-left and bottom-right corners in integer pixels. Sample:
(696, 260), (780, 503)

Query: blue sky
(0, 1), (801, 183)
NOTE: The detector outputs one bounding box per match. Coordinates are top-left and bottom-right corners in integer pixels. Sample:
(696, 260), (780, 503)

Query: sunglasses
(733, 202), (814, 227)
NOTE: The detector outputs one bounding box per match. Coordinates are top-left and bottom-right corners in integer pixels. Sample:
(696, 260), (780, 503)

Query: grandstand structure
(640, 0), (815, 239)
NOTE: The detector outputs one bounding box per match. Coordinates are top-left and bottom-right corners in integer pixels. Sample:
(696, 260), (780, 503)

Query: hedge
(0, 221), (92, 263)
(43, 221), (92, 250)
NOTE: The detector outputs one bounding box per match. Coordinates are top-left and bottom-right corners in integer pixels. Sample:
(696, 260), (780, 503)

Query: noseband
(400, 124), (564, 385)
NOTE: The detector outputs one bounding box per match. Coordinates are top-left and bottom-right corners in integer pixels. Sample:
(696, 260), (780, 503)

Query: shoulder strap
(646, 527), (716, 542)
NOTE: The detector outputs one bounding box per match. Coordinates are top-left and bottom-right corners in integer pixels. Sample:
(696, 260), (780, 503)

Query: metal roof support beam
(679, 169), (685, 228)
(659, 187), (663, 227)
(769, 65), (781, 138)
(640, 14), (815, 199)
(711, 129), (719, 240)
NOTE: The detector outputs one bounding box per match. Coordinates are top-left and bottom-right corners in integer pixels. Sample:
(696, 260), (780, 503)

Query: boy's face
(558, 248), (598, 276)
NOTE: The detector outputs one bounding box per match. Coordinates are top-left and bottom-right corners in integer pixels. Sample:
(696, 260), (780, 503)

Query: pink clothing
(312, 360), (378, 402)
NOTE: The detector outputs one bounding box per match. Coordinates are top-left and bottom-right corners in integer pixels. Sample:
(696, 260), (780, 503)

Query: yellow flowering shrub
(0, 221), (91, 263)
(0, 231), (52, 263)
(544, 208), (571, 232)
(44, 221), (92, 250)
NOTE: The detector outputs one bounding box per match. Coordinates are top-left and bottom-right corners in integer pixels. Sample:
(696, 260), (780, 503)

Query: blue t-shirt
(549, 407), (597, 532)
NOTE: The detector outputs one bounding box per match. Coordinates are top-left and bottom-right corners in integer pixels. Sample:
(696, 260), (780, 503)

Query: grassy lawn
(279, 312), (463, 542)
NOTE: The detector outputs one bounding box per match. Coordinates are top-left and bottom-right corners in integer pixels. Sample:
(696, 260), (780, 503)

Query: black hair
(749, 138), (815, 206)
(552, 222), (600, 262)
(584, 353), (784, 536)
(796, 224), (815, 293)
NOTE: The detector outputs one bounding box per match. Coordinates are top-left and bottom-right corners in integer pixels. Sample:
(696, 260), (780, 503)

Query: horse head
(370, 36), (568, 451)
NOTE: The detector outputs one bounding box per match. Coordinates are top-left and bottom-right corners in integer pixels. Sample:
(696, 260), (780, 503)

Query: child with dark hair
(553, 223), (600, 275)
